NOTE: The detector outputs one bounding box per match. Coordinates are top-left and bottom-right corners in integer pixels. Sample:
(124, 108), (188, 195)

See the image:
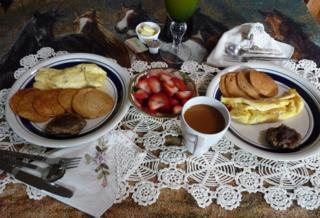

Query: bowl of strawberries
(129, 68), (197, 118)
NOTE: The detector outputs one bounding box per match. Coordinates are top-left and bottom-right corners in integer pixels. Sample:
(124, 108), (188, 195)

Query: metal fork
(0, 150), (82, 167)
(0, 150), (81, 182)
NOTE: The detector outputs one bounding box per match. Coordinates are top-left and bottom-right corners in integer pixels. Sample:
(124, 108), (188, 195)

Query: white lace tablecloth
(1, 47), (320, 211)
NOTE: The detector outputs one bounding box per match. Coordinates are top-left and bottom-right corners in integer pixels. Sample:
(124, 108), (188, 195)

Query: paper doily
(1, 47), (320, 211)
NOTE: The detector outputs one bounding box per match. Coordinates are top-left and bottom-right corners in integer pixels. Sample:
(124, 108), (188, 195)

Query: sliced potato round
(225, 73), (251, 99)
(72, 88), (114, 119)
(237, 70), (262, 99)
(249, 70), (278, 97)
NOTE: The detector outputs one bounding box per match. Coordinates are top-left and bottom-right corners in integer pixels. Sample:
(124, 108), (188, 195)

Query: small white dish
(5, 53), (130, 148)
(206, 62), (320, 161)
(135, 21), (161, 44)
(148, 40), (161, 54)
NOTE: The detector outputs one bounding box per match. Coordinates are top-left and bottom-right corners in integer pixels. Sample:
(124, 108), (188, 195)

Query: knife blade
(0, 161), (73, 198)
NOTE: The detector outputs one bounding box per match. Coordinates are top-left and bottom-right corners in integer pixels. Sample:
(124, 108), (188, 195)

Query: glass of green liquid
(160, 0), (200, 64)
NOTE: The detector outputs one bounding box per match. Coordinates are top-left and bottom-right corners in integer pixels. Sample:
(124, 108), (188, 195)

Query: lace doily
(1, 47), (320, 211)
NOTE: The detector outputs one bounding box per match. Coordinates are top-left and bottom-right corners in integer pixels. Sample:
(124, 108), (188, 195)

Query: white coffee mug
(181, 96), (231, 157)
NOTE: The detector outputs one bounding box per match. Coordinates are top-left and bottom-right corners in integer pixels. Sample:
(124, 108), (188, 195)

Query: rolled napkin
(206, 23), (294, 67)
(42, 130), (146, 217)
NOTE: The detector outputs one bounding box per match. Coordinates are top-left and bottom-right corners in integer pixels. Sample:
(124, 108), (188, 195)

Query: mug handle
(193, 135), (205, 155)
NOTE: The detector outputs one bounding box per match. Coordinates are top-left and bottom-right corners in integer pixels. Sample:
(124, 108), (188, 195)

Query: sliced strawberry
(148, 69), (163, 77)
(148, 93), (169, 111)
(163, 83), (178, 97)
(133, 89), (149, 100)
(176, 90), (193, 100)
(147, 76), (162, 93)
(181, 98), (189, 105)
(136, 79), (151, 93)
(159, 72), (172, 82)
(132, 97), (142, 108)
(172, 105), (182, 114)
(169, 97), (180, 106)
(172, 77), (186, 91)
(142, 106), (157, 115)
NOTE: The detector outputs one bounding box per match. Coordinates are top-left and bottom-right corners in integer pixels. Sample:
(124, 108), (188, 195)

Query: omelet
(33, 64), (107, 89)
(221, 89), (304, 124)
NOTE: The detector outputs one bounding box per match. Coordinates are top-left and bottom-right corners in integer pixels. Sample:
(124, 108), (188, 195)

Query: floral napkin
(44, 130), (146, 217)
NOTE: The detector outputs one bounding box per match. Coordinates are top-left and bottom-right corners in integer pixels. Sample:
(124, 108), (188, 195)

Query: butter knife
(0, 161), (73, 198)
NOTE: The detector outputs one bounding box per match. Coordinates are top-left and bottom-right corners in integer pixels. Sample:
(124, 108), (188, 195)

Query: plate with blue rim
(5, 53), (130, 148)
(206, 62), (320, 161)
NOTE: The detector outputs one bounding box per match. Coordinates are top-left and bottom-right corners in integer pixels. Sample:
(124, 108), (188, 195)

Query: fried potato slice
(225, 73), (251, 99)
(58, 89), (78, 113)
(249, 70), (278, 97)
(33, 89), (65, 117)
(219, 74), (230, 97)
(10, 88), (34, 113)
(72, 88), (114, 119)
(16, 89), (49, 122)
(237, 71), (262, 99)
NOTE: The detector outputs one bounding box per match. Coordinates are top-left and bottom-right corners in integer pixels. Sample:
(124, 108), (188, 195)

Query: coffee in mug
(181, 96), (230, 156)
(184, 104), (225, 134)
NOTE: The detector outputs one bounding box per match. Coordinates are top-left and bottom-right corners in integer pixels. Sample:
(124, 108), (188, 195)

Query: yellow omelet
(33, 64), (107, 89)
(221, 89), (304, 124)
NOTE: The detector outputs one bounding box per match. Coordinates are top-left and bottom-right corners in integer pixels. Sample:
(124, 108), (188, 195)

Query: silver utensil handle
(0, 150), (49, 162)
(241, 56), (291, 62)
(14, 169), (73, 198)
(0, 160), (73, 198)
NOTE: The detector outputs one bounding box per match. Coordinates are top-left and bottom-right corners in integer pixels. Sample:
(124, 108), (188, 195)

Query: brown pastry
(45, 113), (86, 136)
(72, 88), (114, 119)
(58, 89), (78, 113)
(9, 88), (34, 113)
(225, 73), (251, 98)
(236, 71), (262, 99)
(249, 70), (278, 97)
(219, 74), (230, 97)
(266, 124), (301, 150)
(16, 89), (49, 122)
(33, 89), (65, 117)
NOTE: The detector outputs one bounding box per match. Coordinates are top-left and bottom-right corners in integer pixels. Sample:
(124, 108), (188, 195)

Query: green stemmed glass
(160, 0), (200, 65)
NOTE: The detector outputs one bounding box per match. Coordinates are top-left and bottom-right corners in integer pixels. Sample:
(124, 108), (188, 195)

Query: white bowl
(135, 21), (161, 44)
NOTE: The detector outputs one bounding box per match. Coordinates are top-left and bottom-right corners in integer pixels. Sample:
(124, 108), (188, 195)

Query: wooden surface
(1, 0), (320, 217)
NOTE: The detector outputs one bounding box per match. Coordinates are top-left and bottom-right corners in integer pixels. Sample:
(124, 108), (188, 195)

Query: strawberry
(133, 89), (149, 100)
(148, 93), (169, 111)
(159, 72), (172, 82)
(172, 77), (186, 91)
(148, 69), (163, 77)
(172, 105), (182, 114)
(181, 98), (189, 105)
(136, 79), (151, 93)
(163, 82), (178, 96)
(147, 76), (162, 93)
(176, 90), (193, 100)
(169, 97), (180, 106)
(132, 97), (142, 108)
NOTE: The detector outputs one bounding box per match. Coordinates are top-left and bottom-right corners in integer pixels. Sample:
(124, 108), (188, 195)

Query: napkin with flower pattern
(44, 130), (146, 217)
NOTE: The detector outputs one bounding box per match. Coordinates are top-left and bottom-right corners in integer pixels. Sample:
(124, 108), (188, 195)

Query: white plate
(5, 53), (130, 148)
(206, 62), (320, 161)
